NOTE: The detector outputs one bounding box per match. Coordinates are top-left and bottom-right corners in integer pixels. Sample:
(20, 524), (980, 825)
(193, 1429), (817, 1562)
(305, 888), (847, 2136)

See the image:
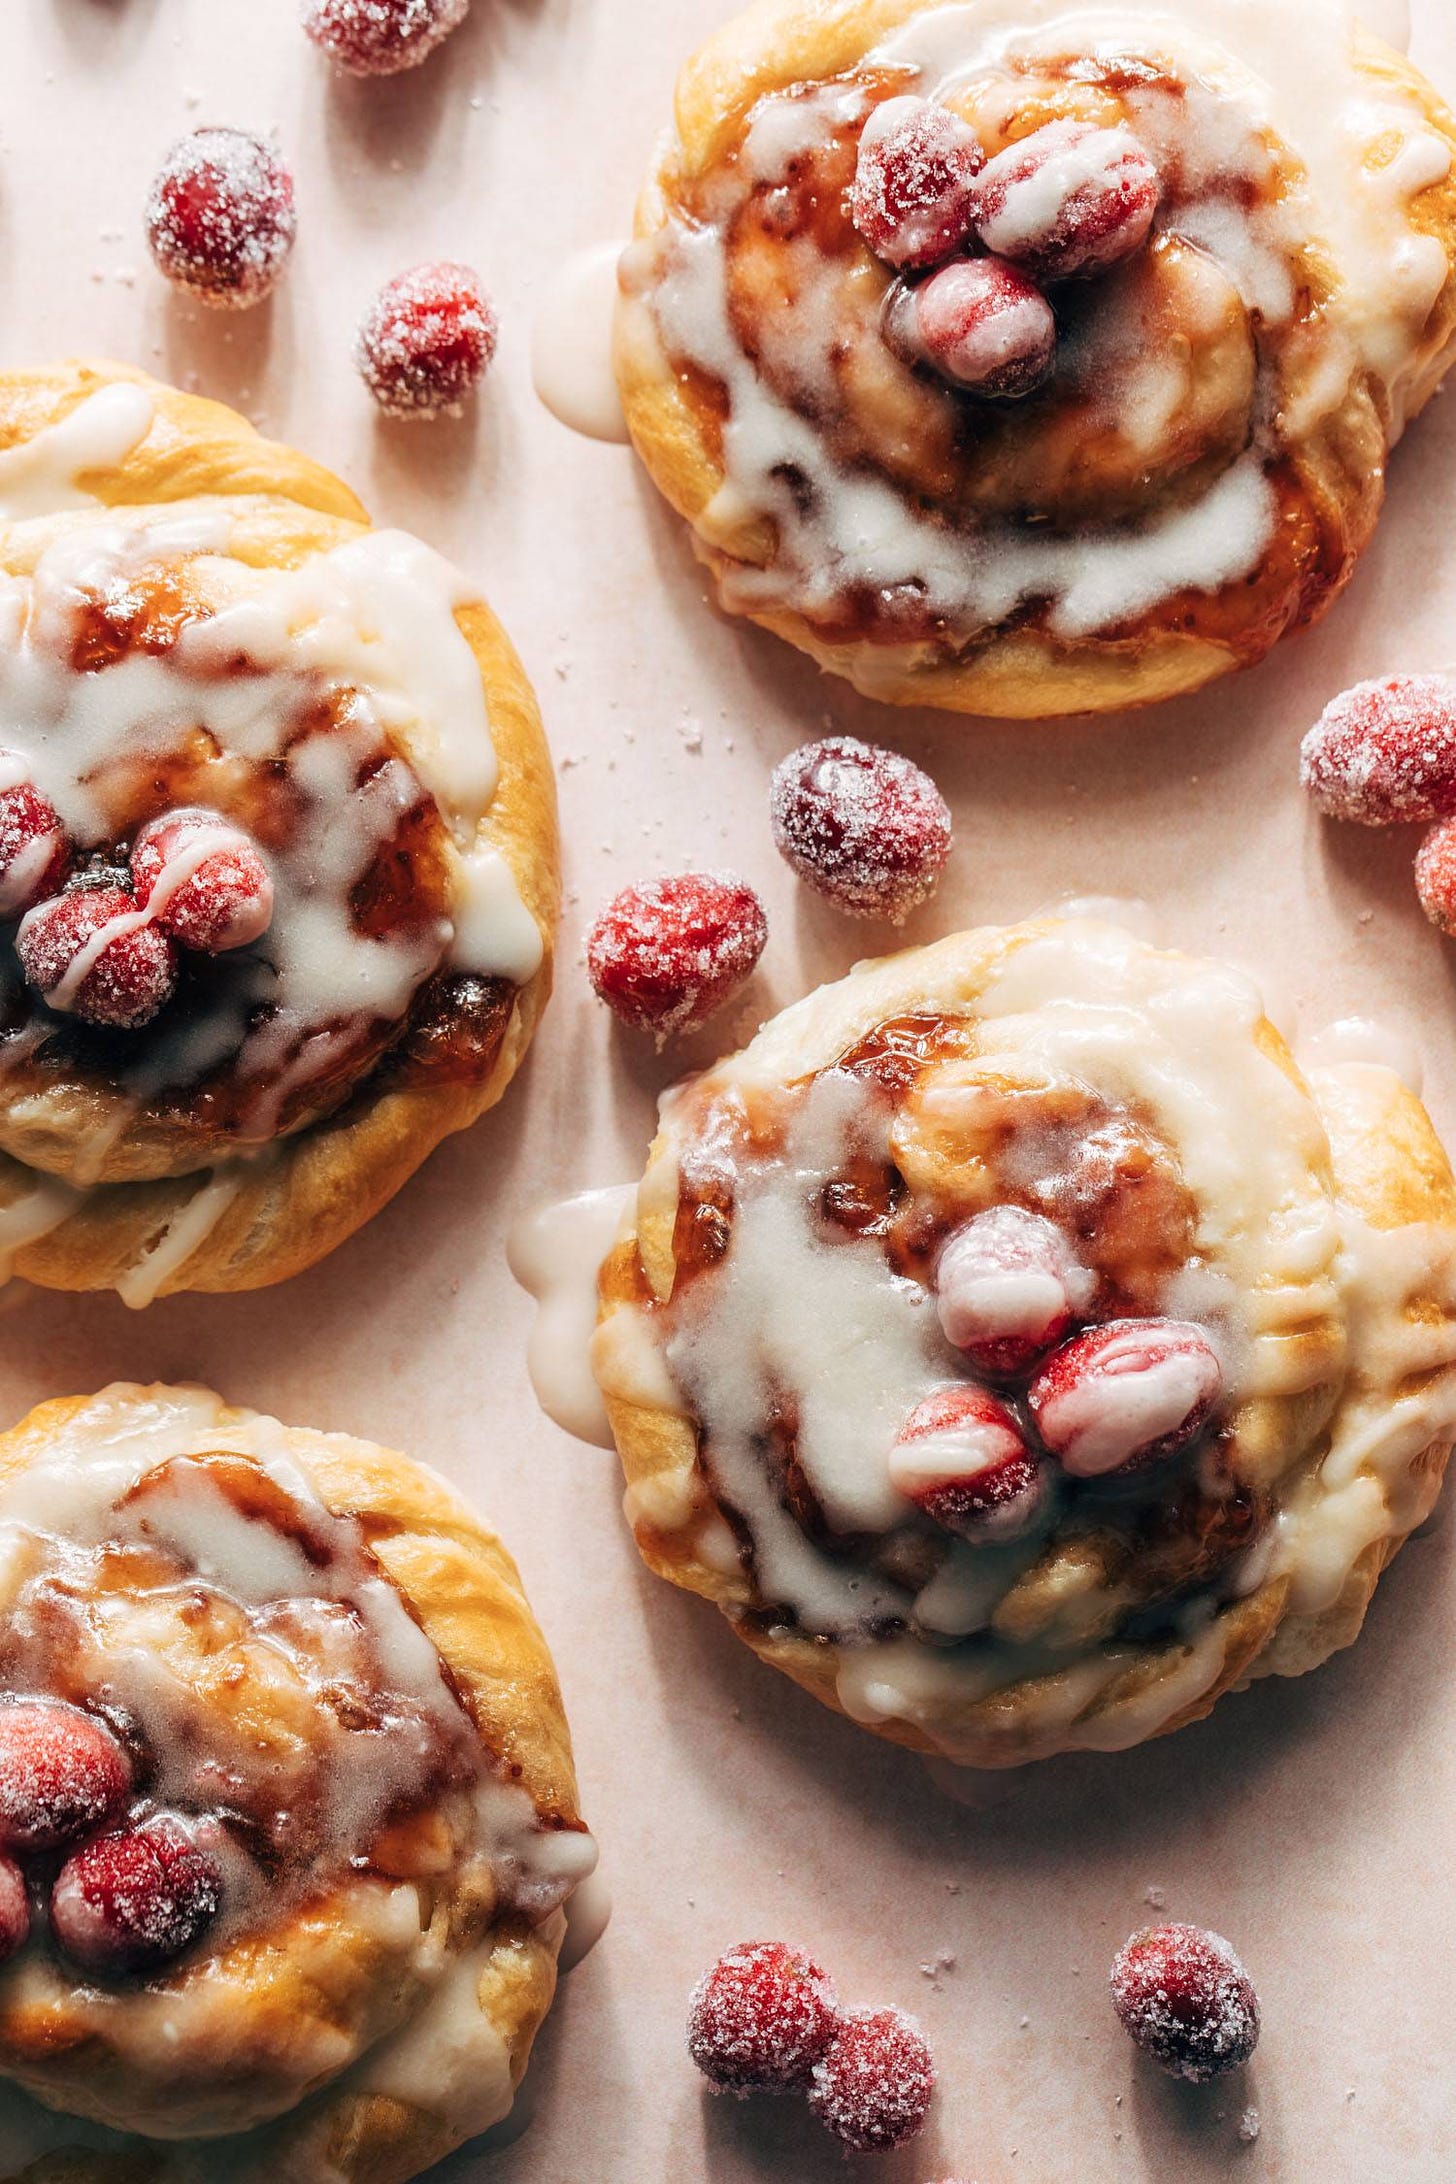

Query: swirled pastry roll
(0, 1385), (594, 2184)
(594, 921), (1456, 1765)
(615, 0), (1456, 714)
(0, 363), (558, 1303)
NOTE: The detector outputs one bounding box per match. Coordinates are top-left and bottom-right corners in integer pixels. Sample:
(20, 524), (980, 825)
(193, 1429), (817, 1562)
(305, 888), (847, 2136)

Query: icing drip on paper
(532, 245), (632, 443)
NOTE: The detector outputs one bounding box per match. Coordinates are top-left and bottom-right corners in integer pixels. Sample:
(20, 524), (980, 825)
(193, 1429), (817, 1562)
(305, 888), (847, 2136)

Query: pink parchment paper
(1, 0), (1454, 2176)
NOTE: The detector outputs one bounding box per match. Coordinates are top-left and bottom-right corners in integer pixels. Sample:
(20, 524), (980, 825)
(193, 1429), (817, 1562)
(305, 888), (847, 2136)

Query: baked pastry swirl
(615, 0), (1456, 714)
(594, 920), (1456, 1765)
(0, 363), (557, 1302)
(0, 1383), (593, 2182)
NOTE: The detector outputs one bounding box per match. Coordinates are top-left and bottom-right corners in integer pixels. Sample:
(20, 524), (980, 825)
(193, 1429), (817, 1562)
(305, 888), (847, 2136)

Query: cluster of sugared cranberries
(8, 797), (274, 1032)
(1110, 1923), (1261, 2083)
(852, 96), (1161, 399)
(586, 872), (768, 1043)
(1300, 674), (1456, 935)
(0, 1699), (222, 1977)
(146, 128), (298, 309)
(770, 736), (952, 921)
(354, 261), (499, 419)
(301, 0), (470, 76)
(888, 1206), (1224, 1536)
(687, 1941), (935, 2152)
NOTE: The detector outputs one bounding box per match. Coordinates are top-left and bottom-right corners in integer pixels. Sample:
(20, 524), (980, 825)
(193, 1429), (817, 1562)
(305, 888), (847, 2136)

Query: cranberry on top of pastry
(0, 362), (558, 1303)
(592, 919), (1456, 1765)
(0, 1384), (593, 2182)
(615, 0), (1456, 715)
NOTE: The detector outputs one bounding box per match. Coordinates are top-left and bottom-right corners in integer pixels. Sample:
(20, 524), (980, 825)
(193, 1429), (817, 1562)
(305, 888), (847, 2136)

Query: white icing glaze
(508, 1187), (637, 1447)
(114, 1169), (245, 1310)
(0, 1174), (78, 1283)
(1299, 1013), (1425, 1093)
(0, 385), (155, 522)
(531, 246), (632, 443)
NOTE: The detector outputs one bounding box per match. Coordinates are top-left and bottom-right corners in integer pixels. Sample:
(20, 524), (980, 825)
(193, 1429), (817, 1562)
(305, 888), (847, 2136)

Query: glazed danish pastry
(615, 0), (1456, 714)
(0, 1383), (593, 2182)
(0, 362), (558, 1302)
(594, 920), (1456, 1765)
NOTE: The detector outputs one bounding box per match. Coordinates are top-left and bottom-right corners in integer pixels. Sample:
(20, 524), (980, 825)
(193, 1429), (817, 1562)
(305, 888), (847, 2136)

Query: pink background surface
(1, 0), (1455, 2177)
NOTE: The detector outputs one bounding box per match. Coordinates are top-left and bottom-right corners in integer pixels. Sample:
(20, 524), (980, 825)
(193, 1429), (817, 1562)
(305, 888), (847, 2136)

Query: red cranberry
(16, 887), (178, 1030)
(586, 873), (767, 1041)
(973, 120), (1160, 280)
(913, 256), (1057, 397)
(0, 1855), (28, 1965)
(1301, 674), (1456, 826)
(355, 262), (498, 419)
(687, 1940), (841, 2093)
(770, 736), (951, 920)
(1028, 1319), (1222, 1479)
(807, 2006), (936, 2151)
(302, 0), (469, 74)
(146, 128), (297, 309)
(51, 1816), (222, 1977)
(936, 1206), (1093, 1375)
(0, 764), (70, 919)
(850, 96), (985, 271)
(0, 1701), (131, 1853)
(1416, 817), (1456, 935)
(889, 1385), (1048, 1541)
(131, 809), (274, 954)
(1111, 1923), (1260, 2082)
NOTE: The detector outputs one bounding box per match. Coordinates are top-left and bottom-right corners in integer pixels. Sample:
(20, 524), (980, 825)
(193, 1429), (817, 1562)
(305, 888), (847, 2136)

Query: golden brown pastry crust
(0, 1386), (584, 2184)
(615, 0), (1456, 715)
(0, 362), (560, 1297)
(597, 923), (1456, 1765)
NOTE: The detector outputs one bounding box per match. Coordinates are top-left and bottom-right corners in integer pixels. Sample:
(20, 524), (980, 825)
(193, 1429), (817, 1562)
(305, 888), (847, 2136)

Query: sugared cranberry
(0, 1855), (28, 1965)
(1111, 1923), (1260, 2083)
(688, 1940), (841, 2093)
(936, 1206), (1094, 1375)
(0, 1701), (131, 1853)
(16, 887), (178, 1030)
(913, 256), (1057, 398)
(1028, 1319), (1222, 1479)
(1416, 818), (1456, 935)
(850, 96), (985, 271)
(807, 2007), (936, 2152)
(51, 1816), (222, 1977)
(972, 120), (1160, 280)
(889, 1385), (1048, 1542)
(0, 765), (70, 919)
(131, 809), (274, 954)
(355, 262), (497, 419)
(302, 0), (469, 75)
(586, 872), (767, 1041)
(770, 736), (951, 921)
(145, 128), (297, 309)
(1300, 674), (1456, 826)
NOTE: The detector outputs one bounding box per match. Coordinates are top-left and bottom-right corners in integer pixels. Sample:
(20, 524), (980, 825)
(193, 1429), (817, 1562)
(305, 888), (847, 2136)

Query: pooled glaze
(532, 246), (633, 443)
(507, 1186), (636, 1448)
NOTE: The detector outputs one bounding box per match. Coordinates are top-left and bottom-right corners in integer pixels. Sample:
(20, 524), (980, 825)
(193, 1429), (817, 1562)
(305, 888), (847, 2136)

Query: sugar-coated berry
(770, 737), (951, 921)
(145, 129), (297, 309)
(1028, 1318), (1222, 1479)
(936, 1205), (1094, 1376)
(1416, 817), (1456, 935)
(850, 96), (985, 271)
(807, 2006), (936, 2152)
(1300, 674), (1456, 826)
(0, 765), (71, 919)
(586, 873), (767, 1041)
(131, 809), (274, 954)
(355, 262), (498, 419)
(0, 1854), (28, 1966)
(16, 887), (179, 1031)
(889, 1384), (1048, 1541)
(1111, 1923), (1260, 2083)
(51, 1816), (223, 1977)
(301, 0), (469, 75)
(687, 1940), (841, 2093)
(914, 256), (1057, 398)
(0, 1701), (131, 1853)
(972, 120), (1160, 280)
